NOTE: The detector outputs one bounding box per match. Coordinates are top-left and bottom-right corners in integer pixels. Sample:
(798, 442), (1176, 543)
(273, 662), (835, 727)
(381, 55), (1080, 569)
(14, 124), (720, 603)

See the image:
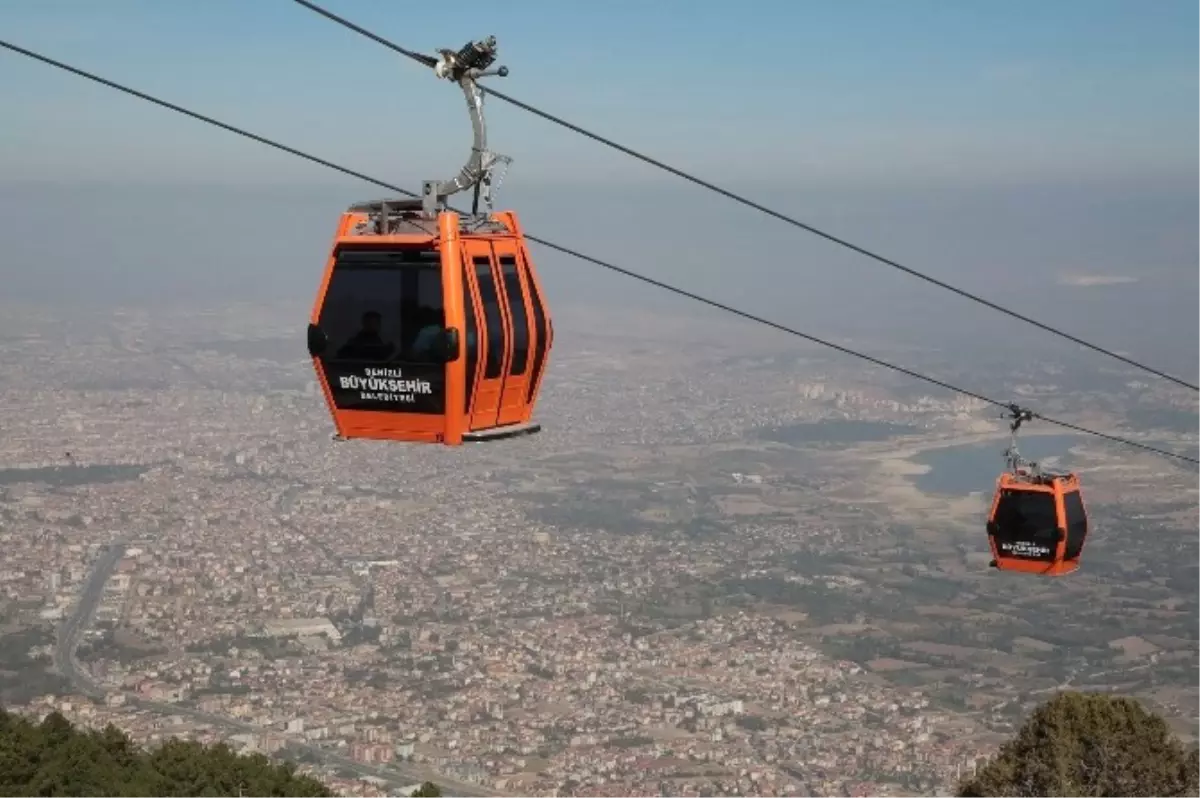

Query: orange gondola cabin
(985, 408), (1090, 575)
(306, 36), (552, 446)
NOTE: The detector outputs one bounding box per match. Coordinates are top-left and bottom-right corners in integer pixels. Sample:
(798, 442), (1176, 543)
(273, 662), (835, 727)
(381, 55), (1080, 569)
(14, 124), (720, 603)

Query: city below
(1, 300), (1196, 797)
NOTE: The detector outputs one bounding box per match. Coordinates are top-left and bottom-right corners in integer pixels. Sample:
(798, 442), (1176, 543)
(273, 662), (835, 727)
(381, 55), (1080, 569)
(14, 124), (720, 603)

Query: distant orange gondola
(305, 36), (552, 446)
(986, 406), (1090, 576)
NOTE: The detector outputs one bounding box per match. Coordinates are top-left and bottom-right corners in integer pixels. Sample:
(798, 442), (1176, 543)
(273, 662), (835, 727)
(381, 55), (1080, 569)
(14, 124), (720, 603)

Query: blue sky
(0, 1), (1196, 380)
(2, 0), (1196, 187)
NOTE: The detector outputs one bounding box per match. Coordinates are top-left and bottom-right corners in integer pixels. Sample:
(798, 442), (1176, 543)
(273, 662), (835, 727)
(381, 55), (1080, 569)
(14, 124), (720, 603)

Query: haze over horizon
(2, 0), (1197, 379)
(0, 5), (1198, 795)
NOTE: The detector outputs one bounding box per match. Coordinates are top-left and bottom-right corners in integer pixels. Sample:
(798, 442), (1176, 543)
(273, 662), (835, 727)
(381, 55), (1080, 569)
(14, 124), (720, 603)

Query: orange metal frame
(309, 209), (552, 446)
(985, 472), (1084, 576)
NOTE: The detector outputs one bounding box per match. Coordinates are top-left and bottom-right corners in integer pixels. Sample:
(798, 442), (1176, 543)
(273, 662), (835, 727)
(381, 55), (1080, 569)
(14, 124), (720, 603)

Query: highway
(54, 541), (504, 797)
(53, 541), (125, 698)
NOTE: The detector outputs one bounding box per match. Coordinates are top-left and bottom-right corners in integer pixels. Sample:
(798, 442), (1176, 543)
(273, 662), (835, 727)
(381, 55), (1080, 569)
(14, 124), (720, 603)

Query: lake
(759, 419), (919, 446)
(912, 434), (1084, 496)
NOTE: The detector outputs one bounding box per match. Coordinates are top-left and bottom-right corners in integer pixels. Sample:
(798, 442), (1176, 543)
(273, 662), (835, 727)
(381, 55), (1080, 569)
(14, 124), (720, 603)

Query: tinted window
(319, 248), (443, 362)
(463, 264), (479, 414)
(473, 256), (505, 379)
(317, 248), (446, 415)
(499, 256), (529, 375)
(526, 257), (549, 402)
(992, 489), (1059, 561)
(1062, 489), (1088, 560)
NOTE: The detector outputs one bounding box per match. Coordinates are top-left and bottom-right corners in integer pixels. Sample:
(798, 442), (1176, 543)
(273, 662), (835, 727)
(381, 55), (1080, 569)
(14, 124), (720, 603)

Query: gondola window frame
(462, 261), (481, 415)
(499, 254), (530, 377)
(1062, 489), (1088, 561)
(472, 255), (506, 380)
(524, 250), (550, 404)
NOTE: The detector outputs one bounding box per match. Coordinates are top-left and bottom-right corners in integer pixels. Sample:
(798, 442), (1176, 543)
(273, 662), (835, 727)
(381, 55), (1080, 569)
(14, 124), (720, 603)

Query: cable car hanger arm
(420, 37), (512, 217)
(288, 0), (1199, 394)
(1001, 403), (1041, 477)
(2, 38), (1195, 466)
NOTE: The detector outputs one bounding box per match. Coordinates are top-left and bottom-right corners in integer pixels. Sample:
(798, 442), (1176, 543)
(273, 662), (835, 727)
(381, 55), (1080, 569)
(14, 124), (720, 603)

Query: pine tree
(0, 707), (335, 797)
(959, 691), (1200, 797)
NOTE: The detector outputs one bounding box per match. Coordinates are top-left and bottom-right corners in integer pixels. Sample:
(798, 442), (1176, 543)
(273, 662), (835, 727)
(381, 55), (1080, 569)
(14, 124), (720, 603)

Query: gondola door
(461, 241), (508, 431)
(513, 236), (552, 425)
(491, 239), (535, 427)
(309, 242), (462, 444)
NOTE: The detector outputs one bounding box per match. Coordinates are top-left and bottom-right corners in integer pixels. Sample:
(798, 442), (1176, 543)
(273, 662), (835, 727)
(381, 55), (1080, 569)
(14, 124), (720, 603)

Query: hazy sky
(1, 0), (1197, 379)
(3, 0), (1197, 186)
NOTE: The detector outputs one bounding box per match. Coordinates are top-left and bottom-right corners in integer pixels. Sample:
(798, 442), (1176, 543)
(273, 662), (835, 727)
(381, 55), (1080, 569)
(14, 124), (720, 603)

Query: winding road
(54, 541), (503, 797)
(53, 541), (124, 698)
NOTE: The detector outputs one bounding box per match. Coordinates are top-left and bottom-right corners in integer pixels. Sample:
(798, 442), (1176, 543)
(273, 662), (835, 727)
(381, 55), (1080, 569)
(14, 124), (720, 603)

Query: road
(53, 540), (125, 698)
(54, 540), (505, 797)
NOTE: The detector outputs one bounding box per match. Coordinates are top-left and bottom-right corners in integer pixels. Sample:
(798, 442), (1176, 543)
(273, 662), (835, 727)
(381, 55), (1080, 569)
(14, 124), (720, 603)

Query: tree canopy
(410, 781), (442, 797)
(0, 707), (334, 796)
(958, 691), (1200, 797)
(0, 705), (446, 796)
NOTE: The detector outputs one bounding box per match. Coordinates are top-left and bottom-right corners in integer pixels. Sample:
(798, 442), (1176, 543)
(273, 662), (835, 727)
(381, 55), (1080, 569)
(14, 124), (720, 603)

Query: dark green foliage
(410, 782), (441, 797)
(0, 707), (335, 796)
(959, 691), (1200, 797)
(0, 628), (72, 705)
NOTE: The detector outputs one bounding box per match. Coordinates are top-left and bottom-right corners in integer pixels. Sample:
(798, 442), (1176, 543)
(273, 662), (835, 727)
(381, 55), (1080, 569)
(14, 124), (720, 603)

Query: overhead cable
(288, 0), (1199, 394)
(2, 38), (1195, 466)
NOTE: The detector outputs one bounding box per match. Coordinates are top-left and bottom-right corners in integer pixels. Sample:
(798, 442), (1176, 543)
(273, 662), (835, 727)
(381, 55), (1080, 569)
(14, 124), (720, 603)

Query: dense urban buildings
(1, 301), (1196, 796)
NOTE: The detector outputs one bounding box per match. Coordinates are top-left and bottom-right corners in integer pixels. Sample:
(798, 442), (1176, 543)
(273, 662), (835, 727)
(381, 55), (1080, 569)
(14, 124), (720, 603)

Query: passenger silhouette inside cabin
(336, 311), (395, 360)
(409, 306), (445, 361)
